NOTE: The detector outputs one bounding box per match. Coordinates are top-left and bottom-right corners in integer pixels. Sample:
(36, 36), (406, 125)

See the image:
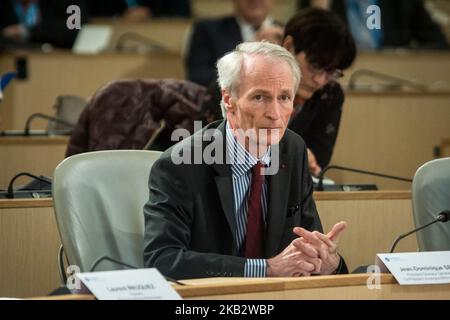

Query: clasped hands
(267, 221), (347, 277)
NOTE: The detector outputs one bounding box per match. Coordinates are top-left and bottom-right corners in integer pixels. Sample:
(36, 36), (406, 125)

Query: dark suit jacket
(186, 16), (243, 86)
(288, 81), (344, 168)
(143, 120), (347, 279)
(299, 0), (449, 49)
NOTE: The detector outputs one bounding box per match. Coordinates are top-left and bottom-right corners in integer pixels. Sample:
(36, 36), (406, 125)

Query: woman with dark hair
(283, 8), (356, 175)
(202, 8), (356, 176)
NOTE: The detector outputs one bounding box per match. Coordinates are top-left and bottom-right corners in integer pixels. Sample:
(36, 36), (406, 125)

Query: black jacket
(186, 16), (243, 87)
(143, 120), (348, 279)
(288, 82), (344, 168)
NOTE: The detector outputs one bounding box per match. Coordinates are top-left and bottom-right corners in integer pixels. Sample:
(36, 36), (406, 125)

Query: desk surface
(0, 190), (411, 209)
(313, 190), (410, 200)
(0, 136), (69, 145)
(0, 198), (53, 209)
(0, 136), (68, 188)
(32, 274), (450, 300)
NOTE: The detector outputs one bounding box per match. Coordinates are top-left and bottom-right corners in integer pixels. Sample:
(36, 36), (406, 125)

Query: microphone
(389, 211), (450, 253)
(317, 165), (413, 191)
(6, 172), (52, 199)
(348, 69), (429, 92)
(24, 112), (75, 136)
(89, 255), (185, 286)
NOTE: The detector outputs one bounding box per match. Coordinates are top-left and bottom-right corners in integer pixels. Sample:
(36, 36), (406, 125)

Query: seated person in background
(0, 0), (88, 49)
(202, 8), (356, 176)
(88, 0), (191, 20)
(144, 42), (348, 280)
(298, 0), (449, 50)
(186, 0), (284, 87)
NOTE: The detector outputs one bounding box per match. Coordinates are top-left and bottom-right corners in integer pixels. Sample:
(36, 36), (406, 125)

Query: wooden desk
(0, 198), (61, 298)
(0, 51), (183, 130)
(342, 51), (450, 88)
(176, 274), (450, 299)
(330, 91), (450, 189)
(439, 138), (450, 157)
(92, 0), (296, 53)
(0, 191), (414, 298)
(33, 274), (450, 300)
(91, 19), (192, 54)
(0, 136), (68, 188)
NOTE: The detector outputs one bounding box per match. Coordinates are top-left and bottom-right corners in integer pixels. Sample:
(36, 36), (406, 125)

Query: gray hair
(216, 41), (301, 116)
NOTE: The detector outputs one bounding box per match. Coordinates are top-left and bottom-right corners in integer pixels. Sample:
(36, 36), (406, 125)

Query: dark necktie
(244, 161), (264, 258)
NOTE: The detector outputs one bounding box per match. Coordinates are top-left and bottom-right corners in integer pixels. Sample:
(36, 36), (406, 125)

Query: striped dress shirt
(225, 122), (270, 277)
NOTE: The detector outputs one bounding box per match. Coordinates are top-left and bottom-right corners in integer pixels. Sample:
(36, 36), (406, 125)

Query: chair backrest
(53, 150), (162, 272)
(47, 95), (87, 134)
(412, 157), (450, 251)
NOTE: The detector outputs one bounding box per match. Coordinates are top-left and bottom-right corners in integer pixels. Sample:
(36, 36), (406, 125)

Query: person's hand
(123, 6), (151, 21)
(2, 24), (26, 39)
(293, 221), (347, 275)
(307, 148), (322, 177)
(254, 26), (284, 45)
(266, 238), (323, 277)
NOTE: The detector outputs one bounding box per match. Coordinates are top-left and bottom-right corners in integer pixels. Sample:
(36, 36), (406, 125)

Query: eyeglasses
(307, 61), (344, 81)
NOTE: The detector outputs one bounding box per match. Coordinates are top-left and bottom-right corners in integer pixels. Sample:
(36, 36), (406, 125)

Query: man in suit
(186, 0), (283, 87)
(144, 42), (347, 279)
(200, 8), (356, 176)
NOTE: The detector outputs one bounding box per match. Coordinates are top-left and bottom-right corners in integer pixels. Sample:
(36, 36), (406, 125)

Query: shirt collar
(225, 121), (271, 177)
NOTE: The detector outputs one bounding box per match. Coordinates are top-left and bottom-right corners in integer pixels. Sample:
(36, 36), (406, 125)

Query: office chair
(47, 95), (87, 135)
(412, 157), (450, 251)
(53, 150), (162, 280)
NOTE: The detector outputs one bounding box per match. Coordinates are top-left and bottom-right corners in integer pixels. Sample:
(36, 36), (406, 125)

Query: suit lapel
(265, 141), (290, 257)
(211, 121), (238, 255)
(213, 168), (237, 254)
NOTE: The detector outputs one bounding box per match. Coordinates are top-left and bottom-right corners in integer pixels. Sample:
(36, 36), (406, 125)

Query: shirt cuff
(244, 259), (267, 277)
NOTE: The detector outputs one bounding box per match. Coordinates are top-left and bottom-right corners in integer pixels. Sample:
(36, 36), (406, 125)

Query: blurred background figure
(0, 0), (88, 49)
(298, 0), (449, 50)
(186, 0), (284, 87)
(88, 0), (191, 20)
